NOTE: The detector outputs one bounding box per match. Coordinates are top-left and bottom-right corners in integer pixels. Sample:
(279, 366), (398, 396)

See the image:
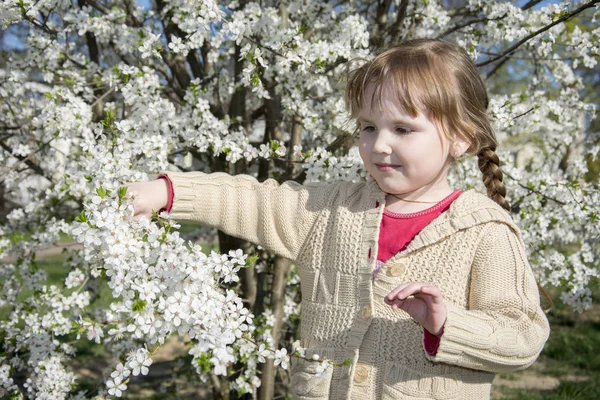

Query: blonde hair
(345, 39), (509, 211)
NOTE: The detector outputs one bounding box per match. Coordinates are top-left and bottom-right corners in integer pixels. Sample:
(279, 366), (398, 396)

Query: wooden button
(354, 364), (369, 384)
(360, 304), (372, 320)
(387, 262), (406, 277)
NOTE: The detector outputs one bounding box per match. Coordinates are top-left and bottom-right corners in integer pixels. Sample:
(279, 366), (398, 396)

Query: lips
(375, 163), (402, 172)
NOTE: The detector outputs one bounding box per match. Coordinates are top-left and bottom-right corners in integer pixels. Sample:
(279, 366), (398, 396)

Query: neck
(385, 185), (454, 214)
(388, 194), (440, 204)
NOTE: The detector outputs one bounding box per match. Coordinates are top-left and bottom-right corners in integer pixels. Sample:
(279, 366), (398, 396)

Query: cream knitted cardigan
(164, 171), (550, 400)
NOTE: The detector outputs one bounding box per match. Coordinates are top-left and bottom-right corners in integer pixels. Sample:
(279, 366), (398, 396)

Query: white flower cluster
(70, 181), (271, 388)
(300, 146), (367, 183)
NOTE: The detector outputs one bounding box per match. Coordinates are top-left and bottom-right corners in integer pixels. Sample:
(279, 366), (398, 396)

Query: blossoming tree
(0, 0), (599, 398)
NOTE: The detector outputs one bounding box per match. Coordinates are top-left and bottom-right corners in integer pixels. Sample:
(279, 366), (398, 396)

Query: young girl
(127, 39), (549, 400)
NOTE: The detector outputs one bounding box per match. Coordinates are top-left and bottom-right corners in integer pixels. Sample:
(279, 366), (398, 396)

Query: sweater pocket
(290, 356), (333, 399)
(382, 362), (460, 400)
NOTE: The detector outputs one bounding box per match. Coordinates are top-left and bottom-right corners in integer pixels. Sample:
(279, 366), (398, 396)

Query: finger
(134, 214), (150, 222)
(123, 186), (136, 200)
(386, 282), (417, 302)
(390, 298), (405, 311)
(391, 297), (421, 315)
(387, 282), (428, 302)
(416, 285), (444, 304)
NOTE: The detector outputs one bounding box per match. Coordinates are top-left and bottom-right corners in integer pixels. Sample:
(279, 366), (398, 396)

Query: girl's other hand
(385, 282), (447, 337)
(125, 179), (169, 219)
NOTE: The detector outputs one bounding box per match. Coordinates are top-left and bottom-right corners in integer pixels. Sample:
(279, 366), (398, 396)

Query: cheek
(358, 134), (370, 157)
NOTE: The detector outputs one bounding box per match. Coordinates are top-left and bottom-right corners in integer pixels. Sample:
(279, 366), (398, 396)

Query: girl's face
(358, 84), (462, 201)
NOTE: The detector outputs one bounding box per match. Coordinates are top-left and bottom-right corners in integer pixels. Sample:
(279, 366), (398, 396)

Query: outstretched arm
(131, 171), (337, 261)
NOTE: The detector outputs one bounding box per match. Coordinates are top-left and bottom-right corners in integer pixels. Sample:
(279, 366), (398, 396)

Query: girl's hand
(125, 179), (169, 219)
(385, 282), (447, 337)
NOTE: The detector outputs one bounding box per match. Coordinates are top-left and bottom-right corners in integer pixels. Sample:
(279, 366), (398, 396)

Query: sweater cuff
(424, 327), (443, 355)
(425, 303), (495, 364)
(157, 174), (174, 213)
(161, 171), (201, 221)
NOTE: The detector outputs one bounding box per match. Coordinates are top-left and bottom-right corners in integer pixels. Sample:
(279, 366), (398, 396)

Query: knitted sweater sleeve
(163, 171), (334, 261)
(426, 222), (550, 372)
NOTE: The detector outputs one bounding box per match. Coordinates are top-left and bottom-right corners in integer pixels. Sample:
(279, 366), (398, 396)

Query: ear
(451, 136), (471, 158)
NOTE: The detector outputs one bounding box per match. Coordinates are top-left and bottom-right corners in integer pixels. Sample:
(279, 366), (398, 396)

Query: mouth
(375, 163), (402, 172)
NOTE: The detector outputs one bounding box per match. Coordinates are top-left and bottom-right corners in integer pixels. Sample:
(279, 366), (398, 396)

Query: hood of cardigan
(364, 177), (520, 254)
(407, 189), (519, 253)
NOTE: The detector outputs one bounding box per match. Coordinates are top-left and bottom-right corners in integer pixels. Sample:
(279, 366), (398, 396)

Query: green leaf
(314, 58), (326, 69)
(190, 82), (198, 96)
(96, 187), (108, 198)
(195, 352), (212, 374)
(75, 210), (88, 223)
(132, 299), (147, 312)
(247, 50), (255, 64)
(246, 255), (259, 265)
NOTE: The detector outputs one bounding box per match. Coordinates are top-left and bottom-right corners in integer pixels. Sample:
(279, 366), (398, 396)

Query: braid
(477, 146), (510, 212)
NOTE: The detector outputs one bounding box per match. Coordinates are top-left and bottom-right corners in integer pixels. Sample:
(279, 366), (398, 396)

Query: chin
(371, 179), (407, 195)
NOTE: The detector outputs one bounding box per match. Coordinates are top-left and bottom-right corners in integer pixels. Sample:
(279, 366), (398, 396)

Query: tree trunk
(257, 256), (292, 400)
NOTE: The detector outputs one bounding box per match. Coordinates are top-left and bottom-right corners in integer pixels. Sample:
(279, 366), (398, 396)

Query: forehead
(359, 82), (422, 119)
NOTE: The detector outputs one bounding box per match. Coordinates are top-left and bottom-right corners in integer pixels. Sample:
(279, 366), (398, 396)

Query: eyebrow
(357, 117), (417, 126)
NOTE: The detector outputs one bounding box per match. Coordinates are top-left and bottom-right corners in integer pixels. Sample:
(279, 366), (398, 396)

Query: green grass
(0, 257), (71, 320)
(37, 255), (71, 282)
(500, 379), (600, 400)
(496, 285), (600, 400)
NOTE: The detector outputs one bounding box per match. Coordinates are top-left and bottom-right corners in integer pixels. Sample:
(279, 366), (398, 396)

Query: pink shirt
(374, 190), (462, 274)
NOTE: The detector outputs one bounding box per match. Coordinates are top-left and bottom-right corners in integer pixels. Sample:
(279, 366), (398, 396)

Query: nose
(371, 130), (392, 155)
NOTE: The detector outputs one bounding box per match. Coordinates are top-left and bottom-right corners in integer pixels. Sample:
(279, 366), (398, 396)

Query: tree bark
(256, 67), (289, 400)
(257, 256), (292, 400)
(78, 0), (104, 122)
(370, 0), (393, 48)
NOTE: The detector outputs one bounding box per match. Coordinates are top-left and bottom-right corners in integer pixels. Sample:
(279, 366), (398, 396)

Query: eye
(395, 127), (413, 135)
(361, 125), (376, 133)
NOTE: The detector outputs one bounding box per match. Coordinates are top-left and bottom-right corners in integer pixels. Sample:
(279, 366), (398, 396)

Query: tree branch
(513, 107), (535, 120)
(242, 35), (286, 58)
(83, 0), (111, 15)
(504, 172), (567, 206)
(437, 16), (494, 39)
(370, 0), (393, 48)
(484, 55), (510, 80)
(521, 0), (544, 11)
(477, 0), (600, 67)
(0, 140), (47, 178)
(21, 13), (58, 36)
(257, 257), (291, 400)
(391, 0), (410, 43)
